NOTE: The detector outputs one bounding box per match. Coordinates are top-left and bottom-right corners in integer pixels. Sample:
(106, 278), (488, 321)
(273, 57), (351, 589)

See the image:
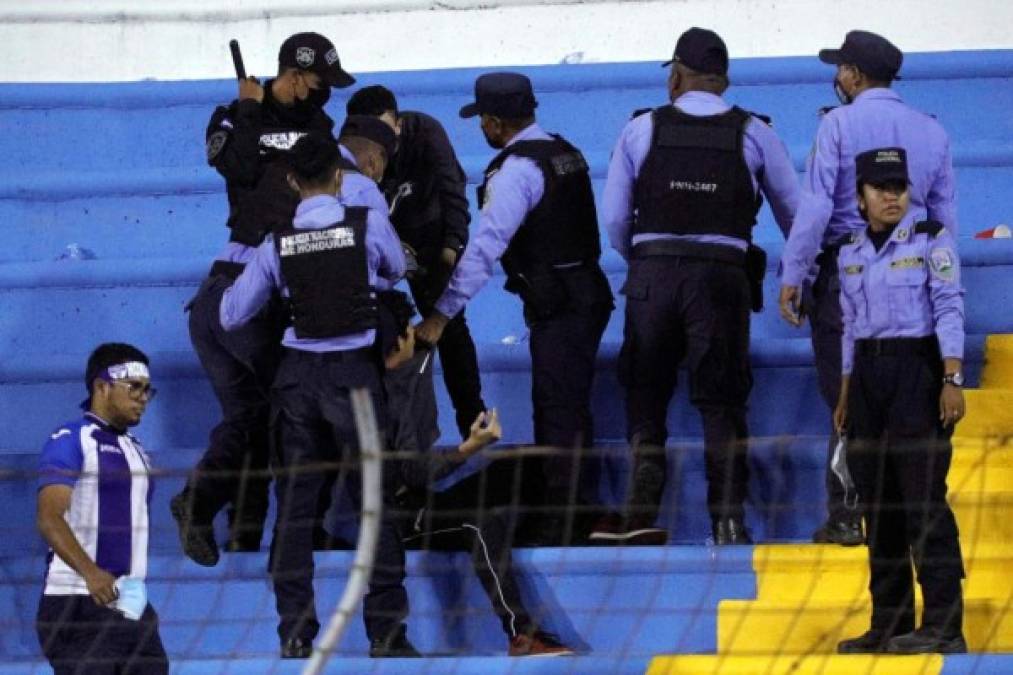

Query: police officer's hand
(940, 384), (966, 428)
(83, 565), (119, 606)
(778, 285), (805, 327)
(384, 327), (416, 371)
(459, 409), (502, 458)
(415, 313), (449, 347)
(238, 77), (264, 103)
(440, 247), (459, 270)
(833, 377), (849, 433)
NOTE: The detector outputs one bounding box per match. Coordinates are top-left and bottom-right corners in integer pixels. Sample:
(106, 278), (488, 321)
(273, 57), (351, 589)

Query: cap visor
(326, 69), (356, 88)
(818, 48), (844, 65)
(458, 102), (481, 118)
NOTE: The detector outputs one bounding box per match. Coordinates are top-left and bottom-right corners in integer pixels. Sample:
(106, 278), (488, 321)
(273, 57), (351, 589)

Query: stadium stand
(1, 50), (1011, 673)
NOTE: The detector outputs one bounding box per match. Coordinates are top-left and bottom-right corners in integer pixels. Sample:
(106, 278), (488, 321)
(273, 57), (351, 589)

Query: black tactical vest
(633, 105), (760, 241)
(274, 207), (378, 339)
(477, 136), (601, 276)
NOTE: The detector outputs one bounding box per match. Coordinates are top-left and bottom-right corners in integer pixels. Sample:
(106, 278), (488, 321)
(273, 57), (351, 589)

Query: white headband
(104, 362), (150, 380)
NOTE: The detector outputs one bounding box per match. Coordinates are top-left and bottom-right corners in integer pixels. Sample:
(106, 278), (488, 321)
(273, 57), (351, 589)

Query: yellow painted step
(753, 544), (1013, 602)
(953, 389), (1013, 439)
(951, 489), (1013, 548)
(980, 335), (1013, 389)
(647, 654), (943, 675)
(716, 597), (1005, 654)
(948, 439), (1013, 494)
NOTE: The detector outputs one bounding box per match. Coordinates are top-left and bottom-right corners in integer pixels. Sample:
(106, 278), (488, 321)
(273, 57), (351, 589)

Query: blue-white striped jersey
(38, 412), (154, 596)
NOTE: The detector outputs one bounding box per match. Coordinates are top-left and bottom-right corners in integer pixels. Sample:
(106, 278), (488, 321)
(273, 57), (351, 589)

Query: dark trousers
(804, 251), (858, 523)
(269, 348), (385, 643)
(185, 273), (284, 544)
(367, 461), (535, 643)
(847, 340), (964, 636)
(37, 595), (168, 675)
(409, 269), (486, 439)
(527, 267), (612, 514)
(619, 255), (752, 523)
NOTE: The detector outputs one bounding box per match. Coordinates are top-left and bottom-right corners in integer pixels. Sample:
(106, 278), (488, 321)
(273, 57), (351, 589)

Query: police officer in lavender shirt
(591, 28), (798, 546)
(172, 33), (356, 565)
(834, 148), (966, 654)
(220, 132), (406, 658)
(778, 31), (958, 547)
(415, 72), (614, 545)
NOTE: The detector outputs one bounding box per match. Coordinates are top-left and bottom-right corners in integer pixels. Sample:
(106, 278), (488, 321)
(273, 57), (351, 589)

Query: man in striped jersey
(35, 343), (168, 674)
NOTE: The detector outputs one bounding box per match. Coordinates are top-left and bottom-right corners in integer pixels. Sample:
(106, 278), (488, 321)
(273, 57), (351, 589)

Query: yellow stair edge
(953, 389), (1013, 439)
(752, 544), (1013, 601)
(716, 597), (1007, 654)
(647, 654), (943, 675)
(980, 334), (1013, 389)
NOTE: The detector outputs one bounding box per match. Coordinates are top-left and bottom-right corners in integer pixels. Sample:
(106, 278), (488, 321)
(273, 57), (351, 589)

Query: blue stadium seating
(1, 50), (1011, 671)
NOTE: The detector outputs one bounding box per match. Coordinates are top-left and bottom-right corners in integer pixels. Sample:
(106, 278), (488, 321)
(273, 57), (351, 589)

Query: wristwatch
(943, 372), (965, 387)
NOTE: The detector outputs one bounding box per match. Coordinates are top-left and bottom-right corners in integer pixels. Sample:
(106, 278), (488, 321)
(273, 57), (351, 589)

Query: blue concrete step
(1, 547), (755, 660)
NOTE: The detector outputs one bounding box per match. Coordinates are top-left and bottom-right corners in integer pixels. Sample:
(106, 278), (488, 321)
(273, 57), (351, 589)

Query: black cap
(661, 27), (729, 75)
(856, 147), (909, 185)
(278, 32), (355, 88)
(819, 30), (903, 81)
(459, 72), (538, 119)
(340, 115), (397, 159)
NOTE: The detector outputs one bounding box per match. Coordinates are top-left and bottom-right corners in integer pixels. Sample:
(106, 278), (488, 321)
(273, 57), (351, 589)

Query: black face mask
(306, 85), (331, 109)
(481, 126), (503, 150)
(834, 78), (853, 105)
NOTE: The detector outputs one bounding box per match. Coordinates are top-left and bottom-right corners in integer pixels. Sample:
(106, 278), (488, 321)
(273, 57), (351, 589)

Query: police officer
(778, 30), (958, 546)
(415, 72), (614, 545)
(834, 148), (966, 654)
(591, 28), (799, 546)
(220, 132), (406, 658)
(347, 85), (488, 440)
(172, 33), (356, 565)
(36, 344), (168, 674)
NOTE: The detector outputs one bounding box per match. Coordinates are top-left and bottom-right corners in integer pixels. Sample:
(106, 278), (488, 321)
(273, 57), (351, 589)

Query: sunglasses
(109, 380), (158, 402)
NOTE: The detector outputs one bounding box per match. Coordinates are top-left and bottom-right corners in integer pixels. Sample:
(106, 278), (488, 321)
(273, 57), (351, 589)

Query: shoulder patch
(929, 247), (956, 281)
(915, 220), (945, 238)
(206, 130), (229, 161)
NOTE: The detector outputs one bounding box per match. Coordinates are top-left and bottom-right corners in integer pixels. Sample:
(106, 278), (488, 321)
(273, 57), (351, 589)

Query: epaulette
(630, 107), (652, 120)
(914, 220), (945, 238)
(743, 110), (773, 127)
(819, 105), (837, 117)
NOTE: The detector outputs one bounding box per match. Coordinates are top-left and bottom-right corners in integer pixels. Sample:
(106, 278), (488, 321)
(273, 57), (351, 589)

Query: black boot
(369, 626), (421, 658)
(837, 629), (894, 654)
(170, 491), (219, 567)
(888, 627), (968, 654)
(712, 518), (752, 545)
(281, 637), (313, 659)
(812, 517), (864, 546)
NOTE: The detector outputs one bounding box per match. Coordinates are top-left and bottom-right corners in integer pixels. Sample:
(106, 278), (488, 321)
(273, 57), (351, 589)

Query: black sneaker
(169, 492), (219, 567)
(888, 627), (968, 654)
(588, 512), (668, 545)
(281, 637), (313, 659)
(812, 518), (864, 546)
(369, 627), (421, 658)
(837, 629), (893, 654)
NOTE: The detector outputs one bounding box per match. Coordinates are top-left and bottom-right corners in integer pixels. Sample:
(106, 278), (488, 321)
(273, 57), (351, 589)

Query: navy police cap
(819, 30), (903, 81)
(856, 147), (909, 186)
(661, 27), (729, 76)
(279, 32), (355, 88)
(459, 72), (538, 119)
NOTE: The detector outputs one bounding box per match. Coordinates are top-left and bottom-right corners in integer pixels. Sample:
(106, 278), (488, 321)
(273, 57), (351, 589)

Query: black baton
(229, 39), (246, 80)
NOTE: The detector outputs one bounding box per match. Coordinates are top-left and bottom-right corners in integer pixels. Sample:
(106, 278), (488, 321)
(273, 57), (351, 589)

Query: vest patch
(889, 256), (924, 270)
(669, 180), (718, 193)
(550, 152), (588, 177)
(279, 227), (356, 256)
(259, 131), (306, 151)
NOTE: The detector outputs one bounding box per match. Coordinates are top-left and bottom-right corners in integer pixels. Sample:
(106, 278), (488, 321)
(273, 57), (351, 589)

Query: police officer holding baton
(172, 33), (356, 564)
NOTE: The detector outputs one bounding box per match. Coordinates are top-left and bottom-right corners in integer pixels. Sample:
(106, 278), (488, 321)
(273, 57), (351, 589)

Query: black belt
(209, 260), (246, 280)
(631, 239), (746, 266)
(855, 336), (938, 357)
(283, 346), (374, 363)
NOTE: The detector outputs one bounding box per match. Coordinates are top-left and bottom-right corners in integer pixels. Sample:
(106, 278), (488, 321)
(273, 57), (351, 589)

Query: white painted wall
(1, 0), (1010, 82)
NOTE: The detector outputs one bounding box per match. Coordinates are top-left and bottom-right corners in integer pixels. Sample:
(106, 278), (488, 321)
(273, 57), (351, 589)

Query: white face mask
(113, 578), (148, 621)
